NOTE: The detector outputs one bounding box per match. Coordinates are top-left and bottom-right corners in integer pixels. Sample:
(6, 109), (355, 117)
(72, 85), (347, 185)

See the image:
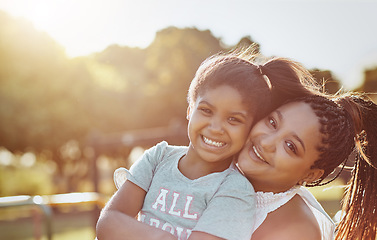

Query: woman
(237, 93), (377, 240)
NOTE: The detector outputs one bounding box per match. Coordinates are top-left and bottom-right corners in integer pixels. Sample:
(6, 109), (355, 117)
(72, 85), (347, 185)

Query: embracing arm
(96, 180), (224, 240)
(96, 180), (175, 240)
(96, 209), (176, 240)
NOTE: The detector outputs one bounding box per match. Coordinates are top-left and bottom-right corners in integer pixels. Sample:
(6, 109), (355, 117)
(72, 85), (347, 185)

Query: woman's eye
(268, 116), (277, 129)
(286, 141), (297, 154)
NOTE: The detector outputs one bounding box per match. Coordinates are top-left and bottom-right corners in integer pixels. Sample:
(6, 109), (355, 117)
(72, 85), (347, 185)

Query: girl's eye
(200, 108), (212, 114)
(286, 141), (297, 154)
(228, 117), (242, 124)
(268, 116), (277, 129)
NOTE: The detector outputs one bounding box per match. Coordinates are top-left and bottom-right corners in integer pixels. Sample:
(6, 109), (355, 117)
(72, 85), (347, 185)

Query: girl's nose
(208, 117), (224, 134)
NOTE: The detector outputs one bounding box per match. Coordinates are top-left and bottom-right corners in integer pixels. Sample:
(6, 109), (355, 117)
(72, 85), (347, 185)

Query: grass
(0, 223), (94, 240)
(28, 227), (95, 240)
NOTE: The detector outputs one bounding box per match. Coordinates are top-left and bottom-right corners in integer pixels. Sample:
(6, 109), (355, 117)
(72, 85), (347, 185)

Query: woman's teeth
(253, 145), (267, 163)
(203, 136), (225, 147)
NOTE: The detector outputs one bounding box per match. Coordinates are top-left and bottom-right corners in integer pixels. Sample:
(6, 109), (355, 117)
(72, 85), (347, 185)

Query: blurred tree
(0, 12), (133, 154)
(354, 67), (377, 103)
(310, 69), (341, 94)
(358, 67), (377, 92)
(0, 11), (71, 152)
(140, 27), (224, 127)
(90, 27), (226, 130)
(90, 45), (149, 130)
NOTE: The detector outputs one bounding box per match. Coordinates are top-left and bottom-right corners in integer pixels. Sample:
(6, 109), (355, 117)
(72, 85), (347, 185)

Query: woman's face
(237, 101), (324, 193)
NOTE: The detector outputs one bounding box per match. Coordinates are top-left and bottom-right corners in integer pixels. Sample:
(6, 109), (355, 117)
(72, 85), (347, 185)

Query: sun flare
(0, 0), (149, 57)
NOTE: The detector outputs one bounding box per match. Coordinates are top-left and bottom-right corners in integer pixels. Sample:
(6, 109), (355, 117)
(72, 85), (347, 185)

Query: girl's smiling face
(237, 101), (324, 193)
(186, 85), (254, 169)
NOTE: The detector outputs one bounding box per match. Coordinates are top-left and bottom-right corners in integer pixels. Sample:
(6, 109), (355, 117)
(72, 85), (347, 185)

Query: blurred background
(0, 0), (376, 239)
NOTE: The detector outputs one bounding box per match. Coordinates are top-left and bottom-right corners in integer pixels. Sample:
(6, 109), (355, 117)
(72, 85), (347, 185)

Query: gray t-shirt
(119, 141), (255, 240)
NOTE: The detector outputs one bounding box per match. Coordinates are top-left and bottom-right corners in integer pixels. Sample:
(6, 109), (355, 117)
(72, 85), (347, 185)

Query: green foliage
(0, 163), (54, 196)
(360, 67), (377, 92)
(141, 27), (224, 127)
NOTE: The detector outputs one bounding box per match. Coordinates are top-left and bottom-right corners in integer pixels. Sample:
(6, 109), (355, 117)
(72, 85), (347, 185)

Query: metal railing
(0, 192), (106, 240)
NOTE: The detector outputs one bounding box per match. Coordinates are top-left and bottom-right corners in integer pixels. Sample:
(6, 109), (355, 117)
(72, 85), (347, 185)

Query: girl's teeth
(203, 136), (225, 147)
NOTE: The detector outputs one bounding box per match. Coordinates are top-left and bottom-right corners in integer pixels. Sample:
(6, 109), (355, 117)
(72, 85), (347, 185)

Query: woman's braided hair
(297, 95), (355, 186)
(294, 93), (377, 239)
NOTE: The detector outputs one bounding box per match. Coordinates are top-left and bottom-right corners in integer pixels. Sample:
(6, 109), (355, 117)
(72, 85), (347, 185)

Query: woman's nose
(259, 134), (276, 152)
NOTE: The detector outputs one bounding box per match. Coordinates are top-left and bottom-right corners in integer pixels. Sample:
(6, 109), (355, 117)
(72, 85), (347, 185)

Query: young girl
(237, 93), (377, 240)
(96, 49), (318, 240)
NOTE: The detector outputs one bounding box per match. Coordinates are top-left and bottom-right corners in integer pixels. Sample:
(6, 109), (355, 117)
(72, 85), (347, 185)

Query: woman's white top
(253, 186), (335, 240)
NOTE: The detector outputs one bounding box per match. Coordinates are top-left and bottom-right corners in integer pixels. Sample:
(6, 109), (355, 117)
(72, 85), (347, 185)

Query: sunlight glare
(0, 0), (154, 57)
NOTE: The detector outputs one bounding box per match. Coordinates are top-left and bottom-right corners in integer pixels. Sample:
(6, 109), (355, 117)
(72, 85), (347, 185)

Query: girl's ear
(299, 168), (324, 185)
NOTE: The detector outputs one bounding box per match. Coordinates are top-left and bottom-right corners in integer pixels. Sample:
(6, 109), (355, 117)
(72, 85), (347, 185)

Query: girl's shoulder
(147, 141), (188, 161)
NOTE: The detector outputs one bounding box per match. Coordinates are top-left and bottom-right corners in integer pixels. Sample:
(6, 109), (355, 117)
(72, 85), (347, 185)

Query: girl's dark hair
(294, 93), (377, 239)
(187, 52), (271, 118)
(188, 48), (320, 122)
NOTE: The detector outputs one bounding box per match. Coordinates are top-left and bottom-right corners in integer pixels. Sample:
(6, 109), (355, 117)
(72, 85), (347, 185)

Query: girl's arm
(97, 208), (176, 240)
(96, 180), (176, 240)
(96, 180), (223, 240)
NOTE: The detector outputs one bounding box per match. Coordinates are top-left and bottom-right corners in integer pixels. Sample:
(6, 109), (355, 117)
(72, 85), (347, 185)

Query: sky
(0, 0), (377, 90)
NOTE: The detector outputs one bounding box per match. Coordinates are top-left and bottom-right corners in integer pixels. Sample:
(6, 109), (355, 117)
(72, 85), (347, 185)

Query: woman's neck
(249, 179), (295, 194)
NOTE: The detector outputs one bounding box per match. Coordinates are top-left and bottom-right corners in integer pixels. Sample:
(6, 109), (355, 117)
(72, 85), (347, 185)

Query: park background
(0, 0), (377, 239)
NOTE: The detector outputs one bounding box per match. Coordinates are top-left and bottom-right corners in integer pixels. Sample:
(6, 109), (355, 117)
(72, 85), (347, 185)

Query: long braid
(293, 94), (377, 239)
(335, 96), (377, 240)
